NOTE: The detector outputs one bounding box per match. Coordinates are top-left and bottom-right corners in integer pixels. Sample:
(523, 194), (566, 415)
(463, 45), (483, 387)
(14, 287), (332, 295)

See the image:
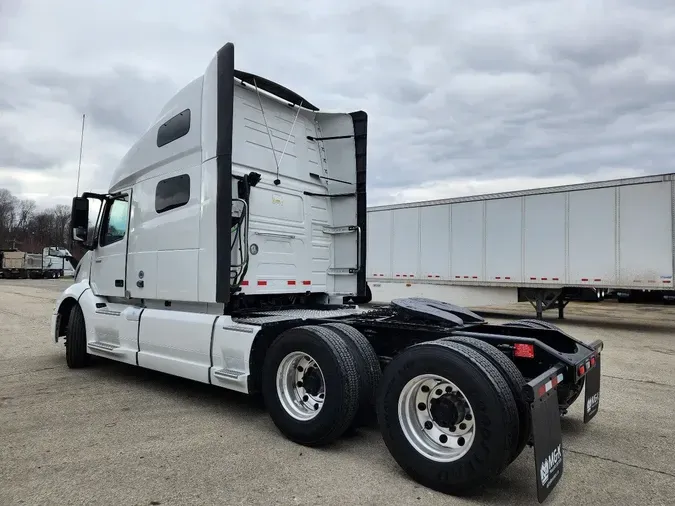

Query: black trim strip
(303, 191), (356, 198)
(308, 172), (354, 185)
(350, 111), (368, 297)
(135, 307), (145, 366)
(215, 42), (235, 305)
(307, 134), (359, 141)
(234, 69), (319, 111)
(207, 315), (218, 385)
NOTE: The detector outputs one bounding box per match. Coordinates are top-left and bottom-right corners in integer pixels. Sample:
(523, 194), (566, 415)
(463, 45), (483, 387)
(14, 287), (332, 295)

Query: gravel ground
(0, 278), (674, 506)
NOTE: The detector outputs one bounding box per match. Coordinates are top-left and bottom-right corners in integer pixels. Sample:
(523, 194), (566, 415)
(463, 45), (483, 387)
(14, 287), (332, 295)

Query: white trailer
(52, 41), (603, 504)
(366, 173), (675, 317)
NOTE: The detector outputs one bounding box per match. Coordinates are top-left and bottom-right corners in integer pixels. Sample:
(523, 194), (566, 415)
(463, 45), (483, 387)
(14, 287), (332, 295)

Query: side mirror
(71, 196), (89, 243)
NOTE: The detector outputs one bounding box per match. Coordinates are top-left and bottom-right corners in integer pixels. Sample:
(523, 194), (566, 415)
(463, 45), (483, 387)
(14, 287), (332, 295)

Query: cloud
(1, 0), (675, 210)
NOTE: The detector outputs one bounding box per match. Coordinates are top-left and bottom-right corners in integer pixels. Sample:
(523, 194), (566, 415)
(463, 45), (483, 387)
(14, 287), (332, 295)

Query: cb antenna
(76, 113), (86, 196)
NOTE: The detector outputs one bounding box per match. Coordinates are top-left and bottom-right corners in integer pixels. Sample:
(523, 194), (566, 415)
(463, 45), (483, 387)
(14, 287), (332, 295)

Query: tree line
(0, 188), (85, 261)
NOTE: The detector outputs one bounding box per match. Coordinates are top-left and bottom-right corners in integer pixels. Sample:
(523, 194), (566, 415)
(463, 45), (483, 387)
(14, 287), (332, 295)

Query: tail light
(514, 343), (535, 359)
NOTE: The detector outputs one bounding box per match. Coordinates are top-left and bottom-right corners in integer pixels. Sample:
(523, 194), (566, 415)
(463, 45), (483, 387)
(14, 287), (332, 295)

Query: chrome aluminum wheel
(276, 351), (326, 421)
(398, 374), (476, 462)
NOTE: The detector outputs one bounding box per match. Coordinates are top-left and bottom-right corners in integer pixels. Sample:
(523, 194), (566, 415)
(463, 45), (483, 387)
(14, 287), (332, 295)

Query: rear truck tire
(261, 325), (361, 447)
(439, 336), (530, 464)
(321, 322), (382, 427)
(65, 304), (89, 368)
(377, 340), (519, 495)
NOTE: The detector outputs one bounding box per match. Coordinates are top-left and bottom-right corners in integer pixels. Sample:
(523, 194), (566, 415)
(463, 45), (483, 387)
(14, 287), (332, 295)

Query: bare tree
(0, 188), (85, 261)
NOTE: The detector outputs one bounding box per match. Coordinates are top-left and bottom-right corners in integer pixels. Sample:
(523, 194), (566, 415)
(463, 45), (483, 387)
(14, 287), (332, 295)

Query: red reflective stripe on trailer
(257, 280), (267, 286)
(241, 280), (249, 286)
(287, 280), (296, 285)
(581, 278), (589, 281)
(396, 274), (401, 277)
(402, 274), (408, 277)
(435, 275), (440, 278)
(538, 385), (547, 397)
(455, 276), (460, 278)
(495, 276), (501, 279)
(302, 280), (311, 285)
(552, 277), (559, 281)
(505, 276), (511, 280)
(541, 277), (548, 280)
(463, 276), (469, 279)
(428, 275), (433, 278)
(410, 275), (415, 278)
(530, 277), (536, 280)
(664, 280), (672, 284)
(472, 276), (477, 279)
(594, 278), (602, 282)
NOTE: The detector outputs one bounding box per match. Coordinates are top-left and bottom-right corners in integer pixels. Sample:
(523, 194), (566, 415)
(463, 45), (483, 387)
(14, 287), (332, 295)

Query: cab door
(90, 191), (131, 298)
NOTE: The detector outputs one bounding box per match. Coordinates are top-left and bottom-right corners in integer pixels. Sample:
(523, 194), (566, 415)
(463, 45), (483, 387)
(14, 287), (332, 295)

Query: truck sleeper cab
(53, 42), (602, 504)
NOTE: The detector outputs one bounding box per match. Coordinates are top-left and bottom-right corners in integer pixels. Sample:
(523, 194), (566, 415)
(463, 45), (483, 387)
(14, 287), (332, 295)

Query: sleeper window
(156, 174), (190, 213)
(101, 197), (129, 246)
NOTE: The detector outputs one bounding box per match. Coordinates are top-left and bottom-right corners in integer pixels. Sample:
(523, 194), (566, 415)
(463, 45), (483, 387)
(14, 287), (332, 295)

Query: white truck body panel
(367, 173), (675, 295)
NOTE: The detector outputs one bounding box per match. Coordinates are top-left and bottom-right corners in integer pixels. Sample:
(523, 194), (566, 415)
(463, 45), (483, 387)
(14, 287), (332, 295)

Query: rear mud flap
(583, 352), (601, 423)
(527, 368), (565, 503)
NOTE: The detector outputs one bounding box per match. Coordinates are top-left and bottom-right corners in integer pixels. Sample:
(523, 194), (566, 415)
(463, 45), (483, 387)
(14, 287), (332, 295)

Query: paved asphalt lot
(1, 279), (674, 505)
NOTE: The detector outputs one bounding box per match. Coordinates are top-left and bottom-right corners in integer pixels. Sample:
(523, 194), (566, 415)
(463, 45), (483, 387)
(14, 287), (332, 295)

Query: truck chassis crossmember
(53, 40), (603, 504)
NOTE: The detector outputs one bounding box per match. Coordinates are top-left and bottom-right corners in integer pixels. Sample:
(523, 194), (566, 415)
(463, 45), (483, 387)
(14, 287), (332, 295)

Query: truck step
(327, 267), (358, 275)
(322, 225), (357, 235)
(87, 341), (124, 354)
(212, 368), (246, 381)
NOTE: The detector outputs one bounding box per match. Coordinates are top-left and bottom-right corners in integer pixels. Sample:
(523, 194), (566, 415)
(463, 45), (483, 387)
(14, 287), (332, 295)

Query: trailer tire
(321, 323), (382, 427)
(262, 325), (361, 447)
(439, 336), (530, 463)
(65, 304), (89, 369)
(377, 340), (519, 495)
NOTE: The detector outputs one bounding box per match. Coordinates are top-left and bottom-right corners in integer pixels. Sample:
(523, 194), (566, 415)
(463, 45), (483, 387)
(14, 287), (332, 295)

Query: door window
(101, 197), (129, 247)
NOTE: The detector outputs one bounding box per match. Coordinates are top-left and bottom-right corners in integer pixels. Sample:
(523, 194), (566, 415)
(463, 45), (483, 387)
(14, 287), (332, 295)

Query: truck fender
(51, 281), (96, 343)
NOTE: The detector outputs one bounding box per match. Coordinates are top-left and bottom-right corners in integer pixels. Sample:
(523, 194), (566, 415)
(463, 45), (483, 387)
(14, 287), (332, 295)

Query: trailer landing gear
(519, 289), (568, 320)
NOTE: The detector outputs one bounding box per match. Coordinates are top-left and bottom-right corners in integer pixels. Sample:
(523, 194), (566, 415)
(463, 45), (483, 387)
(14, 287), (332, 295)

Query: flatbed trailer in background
(366, 172), (675, 317)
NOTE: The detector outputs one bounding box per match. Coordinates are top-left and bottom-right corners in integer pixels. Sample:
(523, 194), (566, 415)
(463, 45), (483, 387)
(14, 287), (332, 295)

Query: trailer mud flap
(583, 352), (601, 423)
(527, 367), (565, 503)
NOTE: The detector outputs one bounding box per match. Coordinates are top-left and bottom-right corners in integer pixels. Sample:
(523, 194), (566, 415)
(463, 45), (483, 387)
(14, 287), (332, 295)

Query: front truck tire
(65, 304), (89, 369)
(377, 340), (519, 495)
(261, 325), (361, 447)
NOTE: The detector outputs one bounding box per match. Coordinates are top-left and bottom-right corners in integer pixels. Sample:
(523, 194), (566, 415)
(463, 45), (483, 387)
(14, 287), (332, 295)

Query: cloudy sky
(1, 0), (675, 209)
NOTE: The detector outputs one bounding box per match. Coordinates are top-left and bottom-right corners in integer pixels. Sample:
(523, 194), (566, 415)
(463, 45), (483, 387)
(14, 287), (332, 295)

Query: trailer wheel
(65, 304), (89, 368)
(321, 323), (382, 427)
(439, 336), (529, 464)
(377, 340), (519, 494)
(262, 325), (361, 447)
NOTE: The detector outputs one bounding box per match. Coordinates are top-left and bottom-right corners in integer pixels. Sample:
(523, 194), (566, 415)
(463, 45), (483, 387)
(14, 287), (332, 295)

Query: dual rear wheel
(263, 325), (528, 495)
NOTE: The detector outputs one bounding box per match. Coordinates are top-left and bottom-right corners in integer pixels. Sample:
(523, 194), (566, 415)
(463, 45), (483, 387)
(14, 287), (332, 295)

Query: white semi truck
(366, 173), (675, 316)
(52, 41), (602, 503)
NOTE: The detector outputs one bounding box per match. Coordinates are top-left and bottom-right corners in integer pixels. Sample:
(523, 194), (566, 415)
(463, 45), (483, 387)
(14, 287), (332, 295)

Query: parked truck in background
(51, 41), (602, 503)
(366, 173), (675, 317)
(1, 247), (77, 279)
